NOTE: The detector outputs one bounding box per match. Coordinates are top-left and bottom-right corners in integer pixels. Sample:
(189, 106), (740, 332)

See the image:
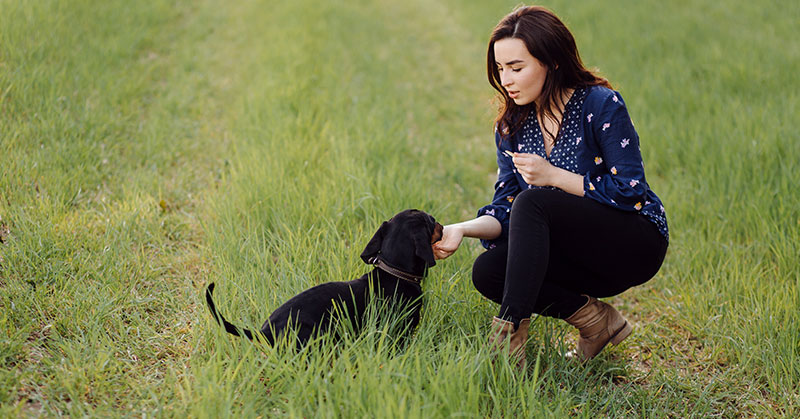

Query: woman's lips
(508, 91), (519, 99)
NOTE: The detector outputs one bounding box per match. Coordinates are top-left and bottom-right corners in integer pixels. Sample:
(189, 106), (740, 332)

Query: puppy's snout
(431, 222), (444, 244)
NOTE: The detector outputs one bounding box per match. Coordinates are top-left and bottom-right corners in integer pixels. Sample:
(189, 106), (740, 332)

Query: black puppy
(205, 209), (443, 347)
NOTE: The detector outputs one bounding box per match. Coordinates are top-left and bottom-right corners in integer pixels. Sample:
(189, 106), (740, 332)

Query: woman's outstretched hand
(433, 225), (464, 260)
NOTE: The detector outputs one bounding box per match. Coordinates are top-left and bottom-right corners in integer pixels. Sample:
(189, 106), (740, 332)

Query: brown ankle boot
(488, 317), (531, 369)
(564, 295), (632, 361)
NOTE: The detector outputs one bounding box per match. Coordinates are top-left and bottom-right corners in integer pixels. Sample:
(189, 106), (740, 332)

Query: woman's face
(493, 37), (547, 106)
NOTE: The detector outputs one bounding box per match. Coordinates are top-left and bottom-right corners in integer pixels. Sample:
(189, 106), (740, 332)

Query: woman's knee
(471, 252), (493, 291)
(471, 251), (504, 303)
(511, 188), (562, 214)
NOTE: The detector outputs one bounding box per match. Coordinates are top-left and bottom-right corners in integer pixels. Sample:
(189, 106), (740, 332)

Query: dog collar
(369, 257), (423, 284)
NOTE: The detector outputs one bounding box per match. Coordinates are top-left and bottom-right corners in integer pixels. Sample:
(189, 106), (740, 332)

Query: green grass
(1, 0), (798, 416)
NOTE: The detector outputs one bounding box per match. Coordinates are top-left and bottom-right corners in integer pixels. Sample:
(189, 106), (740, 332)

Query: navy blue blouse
(477, 85), (668, 249)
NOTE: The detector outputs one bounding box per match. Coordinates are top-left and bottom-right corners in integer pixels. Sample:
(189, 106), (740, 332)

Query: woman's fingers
(511, 152), (551, 186)
(433, 240), (456, 254)
(432, 244), (454, 260)
(511, 152), (541, 165)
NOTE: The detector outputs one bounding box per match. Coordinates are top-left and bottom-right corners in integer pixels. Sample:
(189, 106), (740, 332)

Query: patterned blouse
(477, 85), (669, 249)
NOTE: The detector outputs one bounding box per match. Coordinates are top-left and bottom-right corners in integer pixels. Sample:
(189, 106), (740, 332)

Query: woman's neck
(535, 88), (575, 116)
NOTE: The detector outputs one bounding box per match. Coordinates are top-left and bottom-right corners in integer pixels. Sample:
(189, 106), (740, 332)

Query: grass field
(1, 0), (798, 416)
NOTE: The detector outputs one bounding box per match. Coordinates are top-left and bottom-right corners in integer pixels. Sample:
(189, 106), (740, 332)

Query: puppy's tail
(205, 283), (272, 345)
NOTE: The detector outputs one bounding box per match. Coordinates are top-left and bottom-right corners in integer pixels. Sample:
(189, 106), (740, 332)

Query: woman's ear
(360, 222), (388, 264)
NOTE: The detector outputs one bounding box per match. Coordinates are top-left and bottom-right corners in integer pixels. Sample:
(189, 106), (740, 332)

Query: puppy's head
(360, 209), (443, 278)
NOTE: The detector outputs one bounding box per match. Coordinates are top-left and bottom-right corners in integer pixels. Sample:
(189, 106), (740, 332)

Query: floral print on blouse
(477, 86), (668, 249)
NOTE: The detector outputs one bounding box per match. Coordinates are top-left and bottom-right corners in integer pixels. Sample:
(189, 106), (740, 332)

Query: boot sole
(610, 321), (633, 346)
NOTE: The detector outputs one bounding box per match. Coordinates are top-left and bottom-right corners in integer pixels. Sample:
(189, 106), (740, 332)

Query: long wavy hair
(488, 6), (611, 142)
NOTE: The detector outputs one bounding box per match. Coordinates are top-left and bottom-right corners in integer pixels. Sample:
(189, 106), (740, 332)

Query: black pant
(472, 189), (668, 325)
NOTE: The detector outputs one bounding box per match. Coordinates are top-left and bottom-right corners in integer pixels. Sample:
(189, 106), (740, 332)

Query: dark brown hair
(488, 6), (611, 141)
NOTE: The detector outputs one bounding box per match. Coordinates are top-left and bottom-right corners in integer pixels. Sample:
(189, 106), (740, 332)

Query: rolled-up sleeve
(583, 92), (650, 212)
(477, 131), (521, 248)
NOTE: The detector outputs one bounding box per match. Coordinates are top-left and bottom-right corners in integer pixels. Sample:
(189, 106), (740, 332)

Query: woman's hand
(510, 152), (555, 186)
(509, 151), (586, 196)
(432, 225), (465, 260)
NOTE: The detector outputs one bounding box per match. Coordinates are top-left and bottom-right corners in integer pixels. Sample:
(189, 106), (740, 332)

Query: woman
(433, 6), (668, 365)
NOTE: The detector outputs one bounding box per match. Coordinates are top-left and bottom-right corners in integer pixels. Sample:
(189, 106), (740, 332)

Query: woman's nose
(500, 73), (512, 88)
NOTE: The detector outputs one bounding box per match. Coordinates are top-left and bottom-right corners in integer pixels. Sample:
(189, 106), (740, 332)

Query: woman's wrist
(445, 223), (465, 237)
(450, 215), (502, 240)
(548, 166), (585, 196)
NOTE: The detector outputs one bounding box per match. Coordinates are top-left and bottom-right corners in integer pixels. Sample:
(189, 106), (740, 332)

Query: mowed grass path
(1, 0), (798, 416)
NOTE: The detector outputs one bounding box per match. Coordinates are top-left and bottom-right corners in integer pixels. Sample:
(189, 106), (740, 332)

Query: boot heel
(610, 321), (632, 346)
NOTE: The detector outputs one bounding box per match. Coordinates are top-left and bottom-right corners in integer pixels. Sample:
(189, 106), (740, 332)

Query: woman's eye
(512, 68), (522, 72)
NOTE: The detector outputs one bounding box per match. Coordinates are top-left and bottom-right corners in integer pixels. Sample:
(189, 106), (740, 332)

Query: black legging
(472, 188), (668, 325)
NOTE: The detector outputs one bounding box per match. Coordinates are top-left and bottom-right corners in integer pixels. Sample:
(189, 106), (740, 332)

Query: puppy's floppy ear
(360, 221), (388, 264)
(413, 229), (436, 268)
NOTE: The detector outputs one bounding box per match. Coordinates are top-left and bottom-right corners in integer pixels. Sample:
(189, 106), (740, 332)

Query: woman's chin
(511, 97), (532, 106)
